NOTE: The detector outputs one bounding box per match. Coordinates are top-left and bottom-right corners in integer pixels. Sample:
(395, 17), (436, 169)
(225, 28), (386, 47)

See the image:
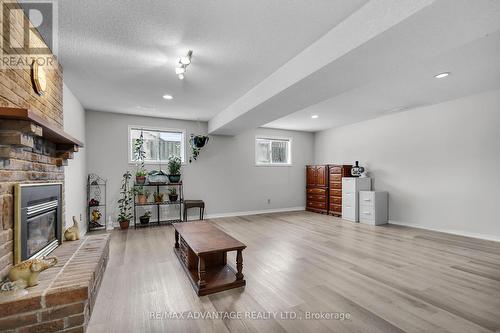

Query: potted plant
(139, 211), (151, 225)
(133, 186), (150, 204)
(153, 192), (164, 203)
(167, 156), (182, 183)
(189, 134), (209, 163)
(134, 132), (147, 184)
(135, 170), (147, 185)
(117, 171), (133, 229)
(168, 187), (178, 202)
(190, 134), (209, 148)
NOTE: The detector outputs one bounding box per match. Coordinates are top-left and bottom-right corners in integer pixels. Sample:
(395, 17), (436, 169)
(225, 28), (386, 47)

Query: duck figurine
(64, 216), (80, 241)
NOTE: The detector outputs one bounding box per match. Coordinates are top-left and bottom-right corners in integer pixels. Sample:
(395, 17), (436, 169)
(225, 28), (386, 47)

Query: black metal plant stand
(133, 182), (183, 228)
(87, 173), (107, 232)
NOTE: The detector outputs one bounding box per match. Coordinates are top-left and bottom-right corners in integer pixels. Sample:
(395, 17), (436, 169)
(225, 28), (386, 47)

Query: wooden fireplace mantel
(0, 107), (84, 147)
(0, 107), (83, 166)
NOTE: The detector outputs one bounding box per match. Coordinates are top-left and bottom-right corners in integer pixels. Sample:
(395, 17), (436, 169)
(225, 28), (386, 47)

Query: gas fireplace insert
(14, 183), (63, 264)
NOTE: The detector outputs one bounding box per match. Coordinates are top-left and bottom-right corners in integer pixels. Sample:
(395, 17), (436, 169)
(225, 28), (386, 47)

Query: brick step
(0, 234), (110, 332)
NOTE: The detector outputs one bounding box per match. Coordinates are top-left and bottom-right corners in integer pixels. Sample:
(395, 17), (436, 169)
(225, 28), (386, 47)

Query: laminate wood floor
(87, 211), (500, 333)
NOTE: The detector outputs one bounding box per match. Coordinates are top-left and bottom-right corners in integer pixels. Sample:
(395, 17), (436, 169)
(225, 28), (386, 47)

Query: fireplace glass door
(15, 183), (62, 264)
(27, 209), (57, 258)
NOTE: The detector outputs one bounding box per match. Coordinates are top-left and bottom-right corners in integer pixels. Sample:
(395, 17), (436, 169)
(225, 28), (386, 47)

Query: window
(255, 137), (291, 166)
(129, 126), (186, 164)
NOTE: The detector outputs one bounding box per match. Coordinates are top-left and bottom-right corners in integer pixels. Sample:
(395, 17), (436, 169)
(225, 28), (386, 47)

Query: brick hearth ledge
(0, 234), (110, 333)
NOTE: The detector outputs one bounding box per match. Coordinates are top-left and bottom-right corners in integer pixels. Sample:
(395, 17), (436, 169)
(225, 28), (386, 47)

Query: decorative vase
(154, 193), (164, 203)
(137, 195), (148, 204)
(351, 161), (365, 177)
(169, 194), (178, 202)
(139, 216), (150, 225)
(136, 176), (146, 185)
(88, 199), (99, 207)
(119, 220), (129, 229)
(168, 174), (181, 183)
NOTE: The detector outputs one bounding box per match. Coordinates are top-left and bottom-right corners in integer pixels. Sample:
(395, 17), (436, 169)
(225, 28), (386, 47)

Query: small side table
(183, 200), (205, 221)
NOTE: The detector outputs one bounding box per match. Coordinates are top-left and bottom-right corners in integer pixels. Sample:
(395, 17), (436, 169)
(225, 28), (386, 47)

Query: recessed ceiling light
(178, 74), (184, 80)
(434, 72), (450, 79)
(311, 115), (319, 119)
(162, 94), (173, 100)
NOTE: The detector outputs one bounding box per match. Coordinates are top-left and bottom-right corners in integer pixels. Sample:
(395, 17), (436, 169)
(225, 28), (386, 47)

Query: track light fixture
(176, 50), (193, 79)
(180, 50), (193, 65)
(175, 66), (186, 75)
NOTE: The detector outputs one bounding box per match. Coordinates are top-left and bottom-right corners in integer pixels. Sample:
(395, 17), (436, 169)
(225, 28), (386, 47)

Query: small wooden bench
(183, 200), (205, 221)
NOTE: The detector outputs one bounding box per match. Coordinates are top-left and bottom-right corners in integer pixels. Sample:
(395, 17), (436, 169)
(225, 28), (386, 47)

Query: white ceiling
(57, 0), (500, 133)
(264, 0), (500, 132)
(58, 0), (367, 121)
(264, 0), (500, 131)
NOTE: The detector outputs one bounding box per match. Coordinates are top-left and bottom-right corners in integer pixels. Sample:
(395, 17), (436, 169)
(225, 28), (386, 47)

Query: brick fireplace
(0, 0), (65, 279)
(0, 2), (109, 332)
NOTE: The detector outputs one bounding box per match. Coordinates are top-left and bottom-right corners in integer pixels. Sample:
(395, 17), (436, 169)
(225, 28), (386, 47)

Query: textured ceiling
(57, 0), (500, 133)
(58, 0), (367, 121)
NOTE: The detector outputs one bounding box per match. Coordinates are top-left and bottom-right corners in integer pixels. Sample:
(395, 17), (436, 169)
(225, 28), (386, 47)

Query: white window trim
(128, 125), (187, 165)
(254, 136), (293, 167)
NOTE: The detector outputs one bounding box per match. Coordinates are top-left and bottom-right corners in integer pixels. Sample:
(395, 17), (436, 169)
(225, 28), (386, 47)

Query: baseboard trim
(110, 207), (305, 227)
(388, 220), (500, 243)
(205, 207), (305, 219)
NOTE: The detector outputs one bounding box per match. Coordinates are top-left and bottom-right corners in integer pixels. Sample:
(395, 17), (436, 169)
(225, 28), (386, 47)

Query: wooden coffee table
(172, 222), (246, 296)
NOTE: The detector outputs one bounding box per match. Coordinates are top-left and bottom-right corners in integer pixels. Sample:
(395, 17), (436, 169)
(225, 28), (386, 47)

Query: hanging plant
(189, 134), (209, 163)
(134, 131), (147, 184)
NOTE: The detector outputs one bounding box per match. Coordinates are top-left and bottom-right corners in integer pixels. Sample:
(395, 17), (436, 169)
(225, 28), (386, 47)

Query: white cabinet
(342, 177), (371, 222)
(359, 191), (388, 225)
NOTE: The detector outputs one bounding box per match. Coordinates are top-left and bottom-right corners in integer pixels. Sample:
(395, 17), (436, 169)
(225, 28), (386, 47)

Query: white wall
(315, 89), (500, 241)
(85, 111), (313, 222)
(63, 83), (87, 234)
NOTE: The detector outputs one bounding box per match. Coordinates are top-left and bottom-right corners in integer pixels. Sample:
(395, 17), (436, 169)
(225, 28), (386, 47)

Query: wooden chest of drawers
(306, 165), (328, 214)
(328, 165), (352, 217)
(306, 164), (351, 215)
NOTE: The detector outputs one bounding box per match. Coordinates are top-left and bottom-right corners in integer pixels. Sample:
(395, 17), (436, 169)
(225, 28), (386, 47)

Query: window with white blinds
(255, 137), (291, 166)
